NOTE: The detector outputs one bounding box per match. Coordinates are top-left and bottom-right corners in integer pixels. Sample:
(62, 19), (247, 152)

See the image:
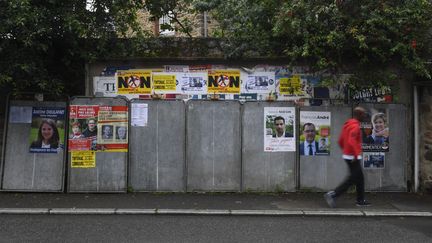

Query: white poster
(131, 103), (148, 127)
(299, 111), (331, 156)
(242, 71), (276, 94)
(176, 72), (208, 94)
(93, 76), (117, 97)
(264, 107), (296, 152)
(9, 106), (32, 123)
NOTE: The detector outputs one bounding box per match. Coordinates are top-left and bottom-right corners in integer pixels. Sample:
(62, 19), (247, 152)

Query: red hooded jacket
(338, 118), (362, 160)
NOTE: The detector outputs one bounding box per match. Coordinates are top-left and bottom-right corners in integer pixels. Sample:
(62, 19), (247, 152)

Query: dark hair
(36, 119), (60, 147)
(274, 116), (285, 124)
(302, 122), (315, 131)
(353, 106), (366, 120)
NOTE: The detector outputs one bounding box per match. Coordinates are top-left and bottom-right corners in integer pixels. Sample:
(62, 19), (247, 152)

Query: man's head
(353, 106), (366, 122)
(274, 116), (286, 136)
(87, 119), (96, 131)
(103, 125), (111, 135)
(303, 123), (316, 143)
(117, 126), (127, 139)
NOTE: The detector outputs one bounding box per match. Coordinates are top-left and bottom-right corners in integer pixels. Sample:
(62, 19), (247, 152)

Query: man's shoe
(356, 200), (371, 206)
(324, 191), (336, 208)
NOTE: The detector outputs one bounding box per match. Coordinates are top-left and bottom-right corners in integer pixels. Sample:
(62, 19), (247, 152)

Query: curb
(0, 208), (431, 217)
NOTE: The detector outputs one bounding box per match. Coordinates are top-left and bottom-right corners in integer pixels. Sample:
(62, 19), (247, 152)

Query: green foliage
(0, 0), (149, 95)
(194, 0), (432, 82)
(274, 0), (432, 81)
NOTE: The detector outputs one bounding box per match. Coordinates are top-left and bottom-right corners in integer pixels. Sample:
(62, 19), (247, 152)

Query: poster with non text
(208, 70), (241, 94)
(299, 111), (331, 156)
(29, 107), (66, 153)
(264, 107), (296, 152)
(361, 108), (389, 152)
(116, 69), (152, 95)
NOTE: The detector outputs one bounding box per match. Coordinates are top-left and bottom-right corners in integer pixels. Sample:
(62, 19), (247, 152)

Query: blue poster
(29, 107), (66, 153)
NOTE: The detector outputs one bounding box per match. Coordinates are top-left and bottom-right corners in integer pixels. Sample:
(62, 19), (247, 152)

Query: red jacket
(338, 118), (362, 160)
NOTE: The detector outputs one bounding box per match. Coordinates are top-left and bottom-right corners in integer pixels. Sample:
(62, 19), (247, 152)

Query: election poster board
(68, 105), (128, 153)
(28, 107), (66, 153)
(299, 111), (331, 156)
(361, 108), (389, 152)
(208, 70), (241, 94)
(264, 107), (296, 152)
(363, 152), (385, 169)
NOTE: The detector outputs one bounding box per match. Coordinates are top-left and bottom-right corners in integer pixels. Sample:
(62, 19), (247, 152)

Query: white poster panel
(299, 111), (331, 156)
(264, 107), (296, 152)
(131, 103), (148, 127)
(93, 76), (117, 97)
(242, 71), (276, 94)
(176, 72), (208, 94)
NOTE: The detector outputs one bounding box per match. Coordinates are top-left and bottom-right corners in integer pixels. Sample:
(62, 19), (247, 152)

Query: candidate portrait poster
(69, 105), (128, 152)
(264, 107), (296, 152)
(96, 105), (128, 152)
(361, 108), (389, 152)
(68, 105), (99, 151)
(29, 107), (66, 153)
(299, 111), (331, 156)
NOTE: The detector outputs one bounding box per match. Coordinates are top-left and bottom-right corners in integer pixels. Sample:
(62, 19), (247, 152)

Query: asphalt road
(0, 215), (431, 242)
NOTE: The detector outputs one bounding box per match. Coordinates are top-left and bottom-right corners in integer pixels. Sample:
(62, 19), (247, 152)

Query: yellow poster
(153, 74), (177, 92)
(71, 151), (96, 168)
(208, 70), (241, 94)
(116, 70), (152, 94)
(279, 75), (302, 95)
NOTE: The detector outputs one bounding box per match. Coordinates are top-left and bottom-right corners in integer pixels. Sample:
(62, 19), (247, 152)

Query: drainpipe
(414, 85), (419, 192)
(203, 11), (208, 37)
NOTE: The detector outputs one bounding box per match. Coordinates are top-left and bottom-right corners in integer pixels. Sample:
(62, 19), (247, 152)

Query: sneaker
(356, 200), (371, 206)
(324, 191), (336, 208)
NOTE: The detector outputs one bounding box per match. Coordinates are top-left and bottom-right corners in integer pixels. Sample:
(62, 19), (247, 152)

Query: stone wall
(420, 86), (432, 192)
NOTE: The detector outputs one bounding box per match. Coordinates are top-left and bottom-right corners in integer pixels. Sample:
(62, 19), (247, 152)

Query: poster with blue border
(29, 107), (66, 153)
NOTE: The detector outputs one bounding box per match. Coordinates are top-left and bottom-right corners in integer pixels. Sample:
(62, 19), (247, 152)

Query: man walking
(324, 107), (370, 207)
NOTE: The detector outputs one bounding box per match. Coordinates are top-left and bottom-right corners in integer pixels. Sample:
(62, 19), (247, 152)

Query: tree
(0, 0), (148, 95)
(191, 0), (432, 84)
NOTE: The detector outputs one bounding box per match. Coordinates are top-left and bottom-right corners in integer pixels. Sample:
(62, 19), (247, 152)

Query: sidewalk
(0, 192), (431, 217)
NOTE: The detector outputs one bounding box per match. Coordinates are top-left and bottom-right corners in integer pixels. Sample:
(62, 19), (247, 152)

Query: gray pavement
(0, 192), (431, 216)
